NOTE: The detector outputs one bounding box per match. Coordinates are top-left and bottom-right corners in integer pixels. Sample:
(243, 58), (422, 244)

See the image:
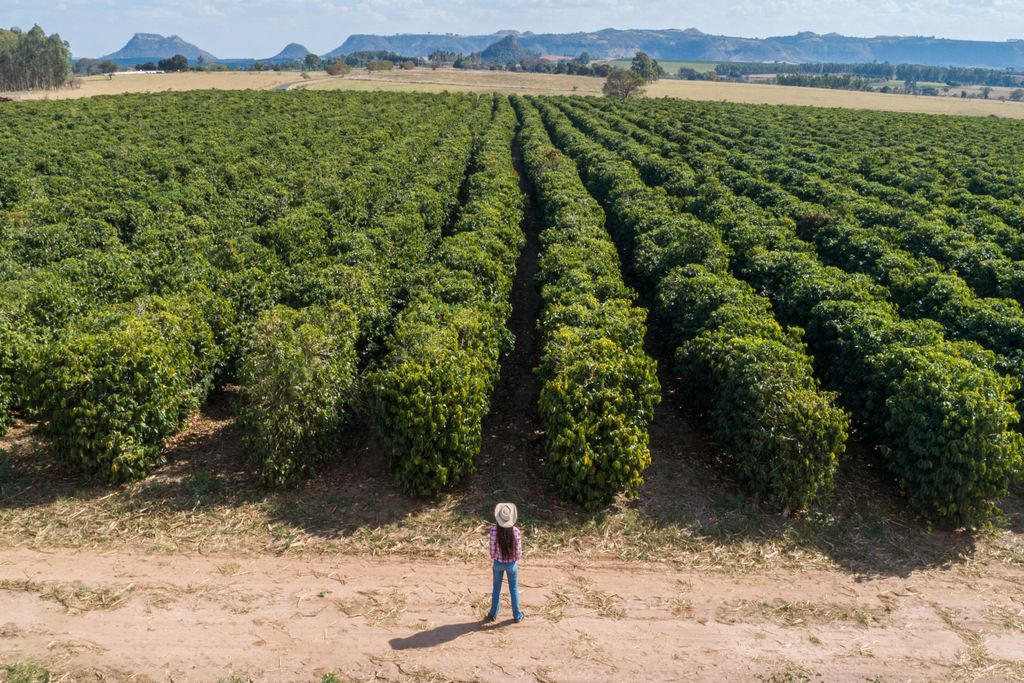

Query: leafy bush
(372, 97), (524, 496)
(515, 96), (660, 508)
(238, 303), (359, 487)
(28, 295), (217, 482)
(535, 98), (847, 511)
(872, 344), (1023, 525)
(373, 303), (504, 495)
(539, 328), (659, 507)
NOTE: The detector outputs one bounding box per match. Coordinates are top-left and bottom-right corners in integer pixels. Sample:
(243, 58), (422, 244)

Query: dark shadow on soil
(389, 619), (511, 650)
(0, 387), (431, 538)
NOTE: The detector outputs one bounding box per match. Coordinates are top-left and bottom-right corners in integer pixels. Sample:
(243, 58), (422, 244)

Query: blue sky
(3, 0), (1024, 58)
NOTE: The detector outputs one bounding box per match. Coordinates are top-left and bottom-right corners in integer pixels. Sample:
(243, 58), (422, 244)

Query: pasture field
(8, 67), (1024, 118)
(1, 90), (1023, 680)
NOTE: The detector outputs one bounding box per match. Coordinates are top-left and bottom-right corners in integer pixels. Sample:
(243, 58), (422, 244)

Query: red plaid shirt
(488, 525), (522, 563)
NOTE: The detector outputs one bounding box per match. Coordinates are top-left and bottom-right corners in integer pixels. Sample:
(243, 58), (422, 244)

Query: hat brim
(494, 503), (517, 528)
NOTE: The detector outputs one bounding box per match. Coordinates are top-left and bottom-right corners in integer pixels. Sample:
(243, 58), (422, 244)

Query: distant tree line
(714, 60), (1024, 87)
(0, 25), (71, 91)
(775, 73), (873, 91)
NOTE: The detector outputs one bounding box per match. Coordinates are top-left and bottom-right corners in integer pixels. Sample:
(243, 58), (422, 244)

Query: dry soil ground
(8, 68), (1024, 119)
(2, 548), (1023, 682)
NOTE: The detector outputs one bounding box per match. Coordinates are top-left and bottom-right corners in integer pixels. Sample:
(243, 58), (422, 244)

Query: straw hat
(494, 502), (517, 528)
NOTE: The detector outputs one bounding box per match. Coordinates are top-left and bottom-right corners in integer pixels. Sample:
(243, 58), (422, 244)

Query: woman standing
(485, 502), (524, 623)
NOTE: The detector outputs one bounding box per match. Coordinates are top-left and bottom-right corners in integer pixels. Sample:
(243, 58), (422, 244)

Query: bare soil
(1, 548), (1023, 681)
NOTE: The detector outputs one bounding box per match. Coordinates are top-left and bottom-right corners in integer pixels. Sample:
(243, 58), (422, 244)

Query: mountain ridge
(331, 28), (1024, 69)
(100, 33), (217, 63)
(266, 43), (311, 62)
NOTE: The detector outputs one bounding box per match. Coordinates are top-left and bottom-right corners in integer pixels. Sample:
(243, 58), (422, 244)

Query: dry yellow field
(8, 67), (1024, 118)
(646, 78), (1024, 117)
(10, 70), (330, 100)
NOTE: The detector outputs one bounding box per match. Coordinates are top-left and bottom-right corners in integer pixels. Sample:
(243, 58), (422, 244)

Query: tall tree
(158, 55), (189, 72)
(630, 51), (664, 82)
(0, 24), (71, 91)
(603, 67), (646, 98)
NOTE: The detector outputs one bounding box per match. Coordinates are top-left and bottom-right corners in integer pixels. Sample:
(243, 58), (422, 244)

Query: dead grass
(644, 79), (1024, 118)
(0, 577), (132, 613)
(1, 384), (1020, 582)
(40, 582), (134, 613)
(7, 67), (1024, 118)
(8, 71), (313, 100)
(717, 599), (888, 628)
(335, 589), (408, 626)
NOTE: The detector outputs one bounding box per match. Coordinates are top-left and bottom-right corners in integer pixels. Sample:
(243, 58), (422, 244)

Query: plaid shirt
(488, 525), (522, 563)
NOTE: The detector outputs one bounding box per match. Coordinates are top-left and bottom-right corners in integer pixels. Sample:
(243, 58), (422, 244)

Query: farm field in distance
(10, 66), (1024, 118)
(1, 90), (1023, 681)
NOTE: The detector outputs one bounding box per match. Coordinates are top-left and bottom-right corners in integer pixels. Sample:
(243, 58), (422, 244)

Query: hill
(480, 35), (537, 64)
(331, 28), (1024, 69)
(266, 43), (311, 62)
(99, 33), (217, 65)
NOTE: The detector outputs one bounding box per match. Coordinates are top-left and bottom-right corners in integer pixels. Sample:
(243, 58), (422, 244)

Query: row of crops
(534, 95), (1024, 525)
(0, 90), (493, 485)
(1, 90), (1022, 526)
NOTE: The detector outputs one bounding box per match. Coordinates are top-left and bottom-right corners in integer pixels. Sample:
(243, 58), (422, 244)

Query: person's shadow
(389, 619), (515, 650)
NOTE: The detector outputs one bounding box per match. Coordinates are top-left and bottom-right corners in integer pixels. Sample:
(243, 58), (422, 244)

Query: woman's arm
(514, 527), (522, 562)
(488, 526), (497, 560)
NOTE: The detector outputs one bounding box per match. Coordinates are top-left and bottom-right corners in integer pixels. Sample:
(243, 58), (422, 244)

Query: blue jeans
(487, 561), (523, 620)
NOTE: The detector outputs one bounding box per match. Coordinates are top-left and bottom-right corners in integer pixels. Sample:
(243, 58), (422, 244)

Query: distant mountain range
(97, 34), (310, 66)
(267, 43), (312, 61)
(95, 28), (1024, 70)
(100, 33), (217, 65)
(334, 28), (1024, 70)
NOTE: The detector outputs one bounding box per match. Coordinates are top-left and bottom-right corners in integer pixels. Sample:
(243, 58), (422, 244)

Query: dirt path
(1, 548), (1023, 681)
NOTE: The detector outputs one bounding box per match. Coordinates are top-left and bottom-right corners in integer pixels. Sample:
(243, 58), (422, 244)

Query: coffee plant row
(549, 96), (1023, 526)
(0, 90), (492, 484)
(2, 90), (1021, 523)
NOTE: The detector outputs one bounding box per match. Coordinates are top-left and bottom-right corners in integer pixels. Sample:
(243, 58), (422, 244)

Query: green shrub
(538, 328), (659, 508)
(371, 97), (524, 497)
(238, 303), (359, 487)
(679, 333), (848, 510)
(28, 295), (217, 482)
(871, 344), (1023, 526)
(373, 303), (504, 496)
(515, 96), (660, 508)
(532, 99), (847, 511)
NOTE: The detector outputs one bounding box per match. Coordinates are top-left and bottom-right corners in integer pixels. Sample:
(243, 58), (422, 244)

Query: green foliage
(157, 54), (189, 72)
(514, 96), (660, 509)
(238, 303), (359, 487)
(538, 326), (659, 508)
(0, 90), (493, 485)
(0, 24), (71, 92)
(630, 51), (665, 82)
(581, 94), (1024, 524)
(28, 295), (217, 483)
(1, 660), (51, 683)
(603, 68), (646, 99)
(374, 303), (502, 495)
(533, 98), (848, 511)
(372, 98), (524, 497)
(872, 344), (1023, 525)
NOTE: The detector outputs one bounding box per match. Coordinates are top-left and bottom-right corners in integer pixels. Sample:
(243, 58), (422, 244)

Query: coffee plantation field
(1, 90), (1022, 528)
